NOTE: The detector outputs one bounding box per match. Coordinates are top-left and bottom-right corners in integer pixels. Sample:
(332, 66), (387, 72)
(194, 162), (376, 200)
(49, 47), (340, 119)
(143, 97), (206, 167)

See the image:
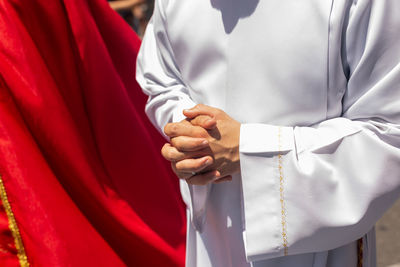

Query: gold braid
(357, 238), (363, 267)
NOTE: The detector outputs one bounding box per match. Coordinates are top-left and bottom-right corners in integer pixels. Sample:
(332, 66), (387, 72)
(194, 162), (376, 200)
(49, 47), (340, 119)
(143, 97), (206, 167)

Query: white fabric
(136, 0), (400, 266)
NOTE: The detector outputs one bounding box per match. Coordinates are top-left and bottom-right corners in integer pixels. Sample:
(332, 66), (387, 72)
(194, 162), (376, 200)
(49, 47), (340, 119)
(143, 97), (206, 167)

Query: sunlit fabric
(137, 0), (400, 266)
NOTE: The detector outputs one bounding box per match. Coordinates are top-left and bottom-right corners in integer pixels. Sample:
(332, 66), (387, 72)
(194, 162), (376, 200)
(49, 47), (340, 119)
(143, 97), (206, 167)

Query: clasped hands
(162, 104), (241, 185)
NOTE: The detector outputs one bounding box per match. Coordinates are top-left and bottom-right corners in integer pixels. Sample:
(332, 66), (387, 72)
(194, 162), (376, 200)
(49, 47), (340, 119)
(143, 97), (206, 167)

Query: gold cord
(357, 238), (363, 267)
(278, 127), (288, 256)
(0, 175), (29, 267)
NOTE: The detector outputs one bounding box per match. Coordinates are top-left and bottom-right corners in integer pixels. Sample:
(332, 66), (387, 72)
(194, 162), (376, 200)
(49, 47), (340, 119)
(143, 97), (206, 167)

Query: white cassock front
(136, 0), (400, 266)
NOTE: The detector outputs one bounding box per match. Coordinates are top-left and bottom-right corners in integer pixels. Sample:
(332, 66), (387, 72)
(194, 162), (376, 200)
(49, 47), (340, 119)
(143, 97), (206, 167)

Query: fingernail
(202, 140), (209, 145)
(204, 159), (212, 165)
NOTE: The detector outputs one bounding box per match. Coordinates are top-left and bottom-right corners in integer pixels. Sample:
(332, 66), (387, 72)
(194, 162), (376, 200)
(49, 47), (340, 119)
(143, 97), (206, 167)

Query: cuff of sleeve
(240, 124), (294, 154)
(172, 98), (197, 123)
(239, 124), (294, 261)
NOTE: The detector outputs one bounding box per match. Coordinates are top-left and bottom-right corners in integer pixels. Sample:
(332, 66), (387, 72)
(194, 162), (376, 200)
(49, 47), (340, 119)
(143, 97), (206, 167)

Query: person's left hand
(163, 104), (241, 185)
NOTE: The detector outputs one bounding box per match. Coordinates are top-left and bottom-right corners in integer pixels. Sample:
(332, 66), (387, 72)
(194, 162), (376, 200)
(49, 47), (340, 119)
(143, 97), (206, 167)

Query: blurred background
(108, 0), (154, 38)
(108, 1), (400, 266)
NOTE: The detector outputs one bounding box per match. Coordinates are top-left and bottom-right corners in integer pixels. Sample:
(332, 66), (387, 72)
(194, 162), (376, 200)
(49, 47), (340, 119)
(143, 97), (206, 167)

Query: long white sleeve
(239, 0), (400, 261)
(136, 0), (195, 130)
(136, 0), (210, 231)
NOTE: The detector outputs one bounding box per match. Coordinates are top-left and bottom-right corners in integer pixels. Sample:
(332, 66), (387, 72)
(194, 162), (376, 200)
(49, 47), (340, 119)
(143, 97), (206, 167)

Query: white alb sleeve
(239, 0), (400, 262)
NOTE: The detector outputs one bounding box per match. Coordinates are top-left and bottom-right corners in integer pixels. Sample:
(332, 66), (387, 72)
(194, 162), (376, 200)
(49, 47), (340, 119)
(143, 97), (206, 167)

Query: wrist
(230, 122), (241, 174)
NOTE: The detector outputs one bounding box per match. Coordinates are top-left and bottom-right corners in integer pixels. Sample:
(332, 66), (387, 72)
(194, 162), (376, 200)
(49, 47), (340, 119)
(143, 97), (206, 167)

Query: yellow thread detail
(0, 175), (29, 267)
(278, 127), (288, 256)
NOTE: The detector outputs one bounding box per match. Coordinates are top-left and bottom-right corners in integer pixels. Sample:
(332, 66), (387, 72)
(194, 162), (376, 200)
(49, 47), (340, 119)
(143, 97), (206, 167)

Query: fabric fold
(0, 0), (186, 266)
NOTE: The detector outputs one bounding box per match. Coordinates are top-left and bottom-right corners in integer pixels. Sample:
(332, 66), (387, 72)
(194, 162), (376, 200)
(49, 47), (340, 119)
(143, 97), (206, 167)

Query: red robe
(0, 0), (186, 266)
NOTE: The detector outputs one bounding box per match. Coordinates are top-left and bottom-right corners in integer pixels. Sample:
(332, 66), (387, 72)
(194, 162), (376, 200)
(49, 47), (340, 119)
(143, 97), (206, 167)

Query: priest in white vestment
(136, 0), (400, 266)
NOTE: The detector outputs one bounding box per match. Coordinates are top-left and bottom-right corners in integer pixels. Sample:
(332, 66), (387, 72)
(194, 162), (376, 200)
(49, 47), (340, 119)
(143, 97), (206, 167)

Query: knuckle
(189, 137), (200, 147)
(195, 139), (204, 148)
(163, 123), (172, 135)
(201, 131), (209, 138)
(161, 144), (169, 158)
(167, 150), (175, 161)
(166, 123), (182, 136)
(193, 117), (205, 126)
(190, 117), (200, 126)
(193, 127), (206, 137)
(176, 151), (186, 161)
(198, 130), (208, 138)
(175, 161), (184, 171)
(170, 137), (176, 145)
(201, 115), (211, 122)
(171, 138), (181, 149)
(170, 124), (178, 135)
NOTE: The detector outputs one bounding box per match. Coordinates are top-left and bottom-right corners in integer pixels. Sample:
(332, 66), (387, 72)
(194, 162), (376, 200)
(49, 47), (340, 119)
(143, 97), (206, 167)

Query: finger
(190, 115), (217, 130)
(162, 143), (210, 162)
(183, 104), (218, 119)
(164, 121), (206, 138)
(213, 175), (233, 184)
(186, 170), (221, 186)
(171, 163), (193, 179)
(170, 136), (209, 152)
(175, 156), (213, 173)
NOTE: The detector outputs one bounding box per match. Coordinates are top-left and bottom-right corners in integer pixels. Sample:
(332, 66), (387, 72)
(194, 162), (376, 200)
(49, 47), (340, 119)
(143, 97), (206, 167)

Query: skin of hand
(109, 0), (145, 11)
(162, 104), (241, 185)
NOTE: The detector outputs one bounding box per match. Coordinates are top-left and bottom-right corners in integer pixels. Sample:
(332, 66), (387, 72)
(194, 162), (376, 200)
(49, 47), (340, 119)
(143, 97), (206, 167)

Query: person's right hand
(162, 116), (218, 180)
(162, 112), (234, 185)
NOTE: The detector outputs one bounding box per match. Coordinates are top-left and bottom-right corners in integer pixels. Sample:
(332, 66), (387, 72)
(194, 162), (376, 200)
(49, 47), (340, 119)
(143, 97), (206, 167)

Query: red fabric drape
(0, 0), (186, 266)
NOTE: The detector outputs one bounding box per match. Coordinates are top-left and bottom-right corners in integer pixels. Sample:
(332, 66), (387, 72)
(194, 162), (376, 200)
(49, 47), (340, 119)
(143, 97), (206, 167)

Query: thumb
(189, 115), (217, 130)
(183, 104), (216, 118)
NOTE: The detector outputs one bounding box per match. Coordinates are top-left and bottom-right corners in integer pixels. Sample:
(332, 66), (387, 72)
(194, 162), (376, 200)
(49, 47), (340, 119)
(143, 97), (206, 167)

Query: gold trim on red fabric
(0, 175), (29, 267)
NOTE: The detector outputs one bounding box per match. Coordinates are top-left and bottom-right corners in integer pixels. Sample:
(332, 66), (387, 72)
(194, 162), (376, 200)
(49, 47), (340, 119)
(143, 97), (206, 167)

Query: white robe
(136, 0), (400, 266)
